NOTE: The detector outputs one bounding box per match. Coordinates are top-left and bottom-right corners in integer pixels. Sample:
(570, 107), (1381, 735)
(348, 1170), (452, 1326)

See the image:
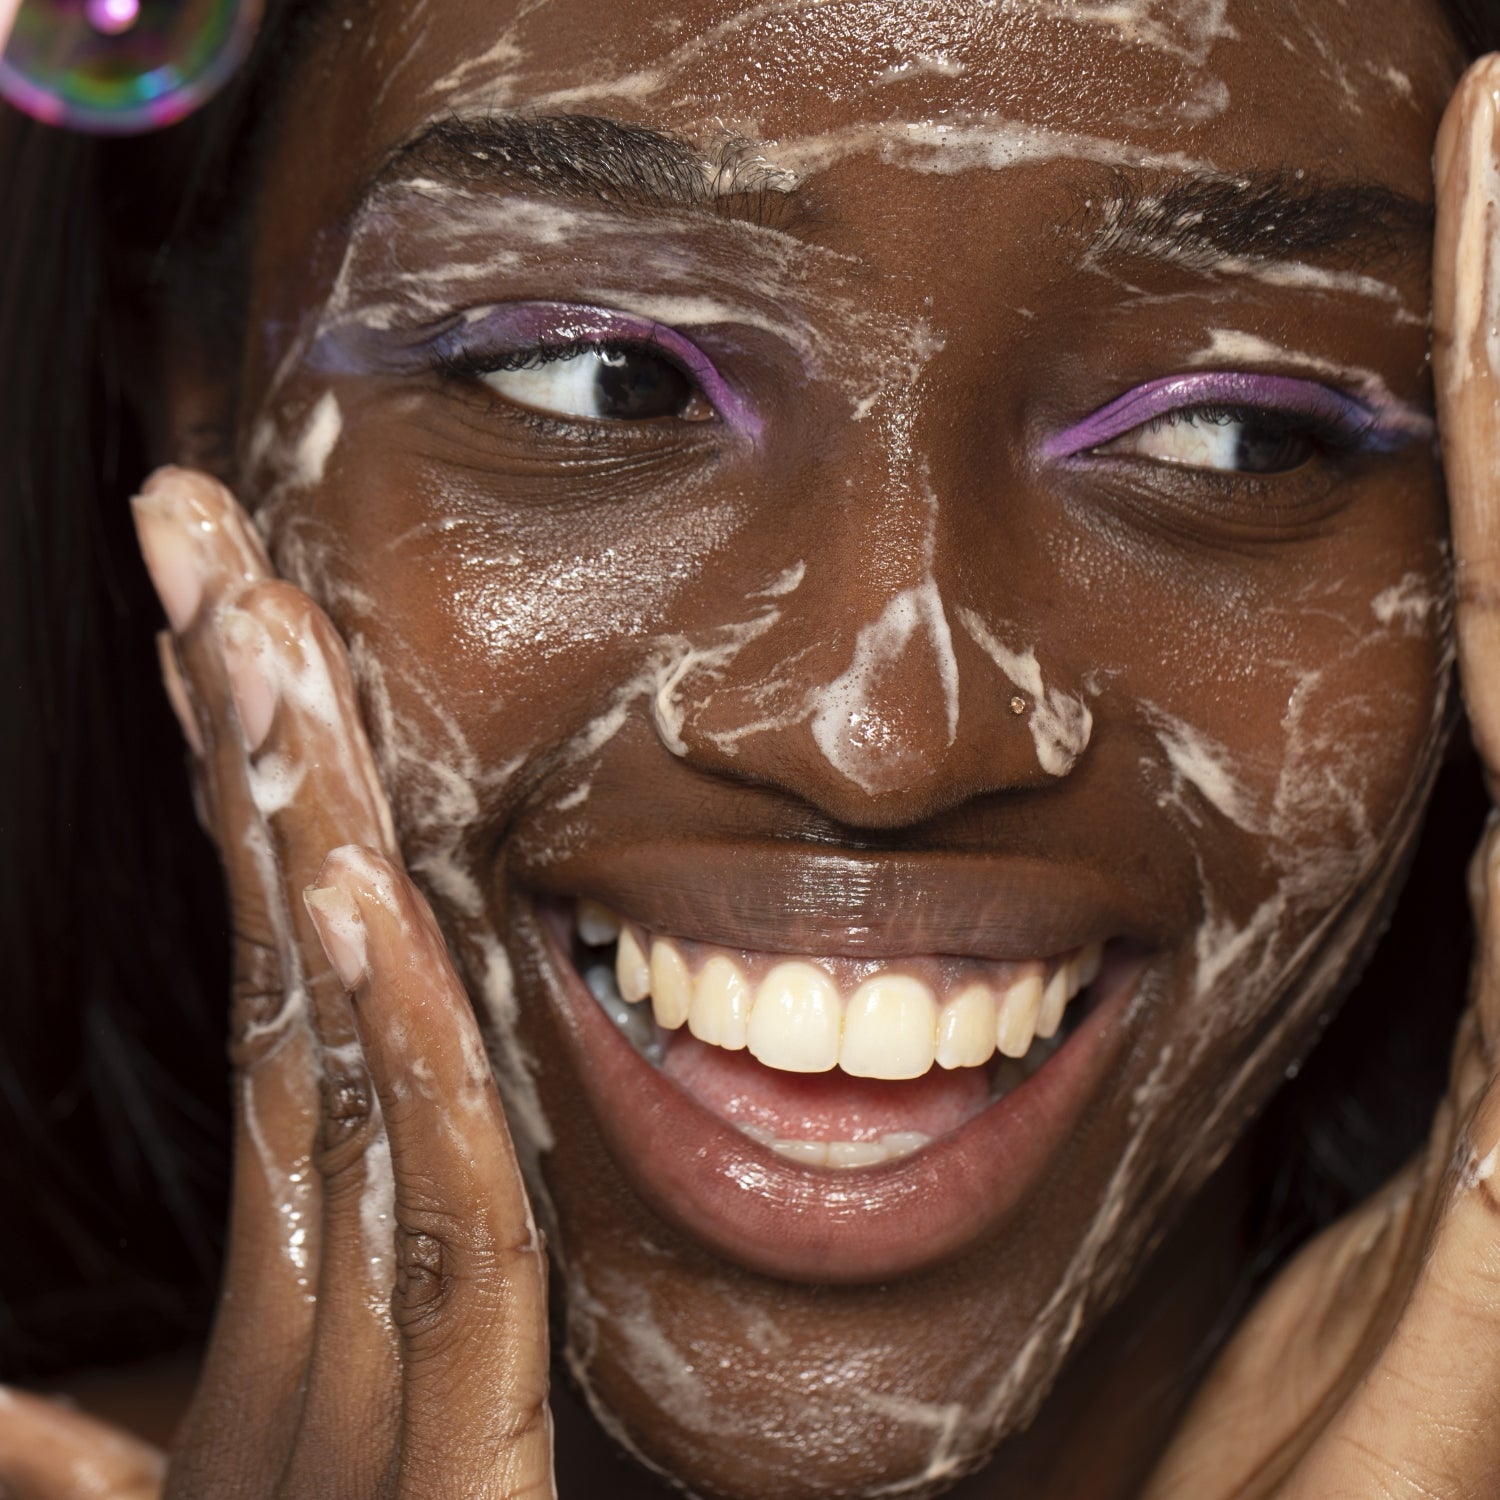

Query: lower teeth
(740, 1125), (934, 1168)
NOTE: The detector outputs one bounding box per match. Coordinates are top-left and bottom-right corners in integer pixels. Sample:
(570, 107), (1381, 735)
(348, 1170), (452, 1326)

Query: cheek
(252, 381), (762, 855)
(1131, 553), (1451, 1114)
(1034, 459), (1453, 1058)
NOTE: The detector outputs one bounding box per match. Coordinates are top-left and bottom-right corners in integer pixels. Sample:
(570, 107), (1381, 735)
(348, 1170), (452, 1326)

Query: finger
(131, 467), (287, 1030)
(218, 578), (399, 1047)
(0, 1388), (164, 1500)
(1277, 1092), (1500, 1499)
(1435, 55), (1500, 798)
(274, 1053), (403, 1497)
(132, 469), (318, 1496)
(305, 849), (554, 1499)
(218, 584), (406, 1492)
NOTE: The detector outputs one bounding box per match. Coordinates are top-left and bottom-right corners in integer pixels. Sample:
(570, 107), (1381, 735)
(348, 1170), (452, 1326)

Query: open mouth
(529, 886), (1143, 1282)
(569, 897), (1105, 1169)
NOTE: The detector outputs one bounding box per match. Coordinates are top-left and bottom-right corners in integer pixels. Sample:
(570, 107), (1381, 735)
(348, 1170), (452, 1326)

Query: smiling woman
(5, 2), (1500, 1499)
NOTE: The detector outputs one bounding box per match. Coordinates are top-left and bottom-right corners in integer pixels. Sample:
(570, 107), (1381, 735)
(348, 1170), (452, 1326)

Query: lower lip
(532, 909), (1141, 1284)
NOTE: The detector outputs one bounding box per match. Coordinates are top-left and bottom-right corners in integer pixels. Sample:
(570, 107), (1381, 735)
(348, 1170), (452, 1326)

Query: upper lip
(523, 838), (1165, 959)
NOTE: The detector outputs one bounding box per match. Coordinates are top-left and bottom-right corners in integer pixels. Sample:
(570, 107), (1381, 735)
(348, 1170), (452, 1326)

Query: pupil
(595, 350), (692, 420)
(1233, 423), (1313, 474)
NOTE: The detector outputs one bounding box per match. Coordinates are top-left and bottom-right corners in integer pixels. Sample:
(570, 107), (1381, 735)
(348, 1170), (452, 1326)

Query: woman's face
(230, 2), (1460, 1494)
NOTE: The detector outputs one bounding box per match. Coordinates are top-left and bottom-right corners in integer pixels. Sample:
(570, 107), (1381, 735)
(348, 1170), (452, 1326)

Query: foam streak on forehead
(421, 0), (1240, 136)
(772, 117), (1215, 179)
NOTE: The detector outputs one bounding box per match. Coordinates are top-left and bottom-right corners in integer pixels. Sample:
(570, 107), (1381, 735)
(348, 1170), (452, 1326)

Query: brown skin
(12, 7), (1500, 1500)
(226, 1), (1461, 1494)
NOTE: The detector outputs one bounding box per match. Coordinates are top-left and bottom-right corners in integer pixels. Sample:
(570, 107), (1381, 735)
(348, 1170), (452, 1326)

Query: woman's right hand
(129, 468), (554, 1498)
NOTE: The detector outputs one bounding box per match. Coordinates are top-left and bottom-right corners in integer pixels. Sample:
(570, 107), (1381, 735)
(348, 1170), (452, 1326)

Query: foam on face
(771, 118), (1219, 180)
(293, 392), (343, 488)
(1187, 329), (1435, 434)
(958, 609), (1093, 778)
(297, 179), (948, 440)
(1027, 0), (1237, 64)
(233, 0), (1459, 1483)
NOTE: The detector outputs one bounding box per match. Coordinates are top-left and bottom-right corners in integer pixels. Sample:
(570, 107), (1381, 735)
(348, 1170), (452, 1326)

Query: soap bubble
(0, 0), (262, 134)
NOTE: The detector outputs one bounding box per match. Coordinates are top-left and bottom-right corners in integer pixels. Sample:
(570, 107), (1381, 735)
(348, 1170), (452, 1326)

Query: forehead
(287, 0), (1459, 209)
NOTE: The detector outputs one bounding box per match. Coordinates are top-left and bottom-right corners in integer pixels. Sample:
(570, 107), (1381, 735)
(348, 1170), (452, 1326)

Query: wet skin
(217, 2), (1463, 1495)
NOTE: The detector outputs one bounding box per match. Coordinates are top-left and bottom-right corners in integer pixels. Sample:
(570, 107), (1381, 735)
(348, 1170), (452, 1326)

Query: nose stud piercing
(1, 0), (262, 133)
(1009, 695), (1028, 716)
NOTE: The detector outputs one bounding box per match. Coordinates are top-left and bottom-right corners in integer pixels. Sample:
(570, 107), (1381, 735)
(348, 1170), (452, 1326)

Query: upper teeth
(575, 899), (1102, 1080)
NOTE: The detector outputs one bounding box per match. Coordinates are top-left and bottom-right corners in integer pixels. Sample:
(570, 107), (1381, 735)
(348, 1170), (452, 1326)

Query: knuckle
(391, 1199), (513, 1339)
(1455, 574), (1500, 613)
(312, 1062), (379, 1177)
(393, 1223), (456, 1338)
(234, 577), (300, 615)
(232, 927), (284, 995)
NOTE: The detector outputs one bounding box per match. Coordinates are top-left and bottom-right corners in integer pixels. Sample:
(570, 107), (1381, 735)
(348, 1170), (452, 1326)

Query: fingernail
(131, 488), (205, 633)
(219, 606), (279, 753)
(155, 631), (205, 756)
(304, 884), (369, 991)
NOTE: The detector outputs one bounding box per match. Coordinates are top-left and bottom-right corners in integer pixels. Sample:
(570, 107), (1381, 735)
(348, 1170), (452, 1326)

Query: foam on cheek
(941, 571), (1453, 1465)
(651, 607), (788, 757)
(248, 389), (342, 500)
(1149, 713), (1259, 832)
(293, 391), (342, 486)
(1373, 572), (1443, 632)
(339, 635), (557, 1177)
(1108, 577), (1452, 1218)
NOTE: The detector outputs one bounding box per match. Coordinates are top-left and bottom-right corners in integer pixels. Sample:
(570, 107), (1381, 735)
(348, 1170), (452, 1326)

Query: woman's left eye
(1093, 406), (1322, 475)
(478, 343), (715, 423)
(1042, 372), (1416, 477)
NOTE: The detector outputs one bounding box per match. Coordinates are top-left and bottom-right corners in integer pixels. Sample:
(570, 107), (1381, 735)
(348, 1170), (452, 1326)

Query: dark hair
(0, 0), (335, 1377)
(0, 0), (1497, 1386)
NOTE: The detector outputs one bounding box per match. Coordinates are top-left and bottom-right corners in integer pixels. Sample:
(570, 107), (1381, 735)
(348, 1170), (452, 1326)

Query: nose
(658, 479), (1092, 830)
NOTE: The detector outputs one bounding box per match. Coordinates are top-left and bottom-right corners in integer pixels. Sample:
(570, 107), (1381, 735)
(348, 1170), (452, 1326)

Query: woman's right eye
(479, 344), (715, 423)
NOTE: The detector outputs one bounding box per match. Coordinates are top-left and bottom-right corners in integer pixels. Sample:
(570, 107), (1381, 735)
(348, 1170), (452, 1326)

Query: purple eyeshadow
(1042, 372), (1429, 462)
(315, 300), (760, 442)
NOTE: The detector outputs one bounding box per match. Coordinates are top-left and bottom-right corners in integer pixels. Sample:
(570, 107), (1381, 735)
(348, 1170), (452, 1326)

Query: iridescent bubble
(0, 0), (263, 134)
(86, 0), (140, 37)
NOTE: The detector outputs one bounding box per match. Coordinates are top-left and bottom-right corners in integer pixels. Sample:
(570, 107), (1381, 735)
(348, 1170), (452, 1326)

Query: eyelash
(1130, 402), (1375, 452)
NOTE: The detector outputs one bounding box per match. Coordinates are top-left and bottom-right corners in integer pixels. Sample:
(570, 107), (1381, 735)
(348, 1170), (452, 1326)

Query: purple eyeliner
(314, 300), (761, 441)
(1043, 372), (1431, 462)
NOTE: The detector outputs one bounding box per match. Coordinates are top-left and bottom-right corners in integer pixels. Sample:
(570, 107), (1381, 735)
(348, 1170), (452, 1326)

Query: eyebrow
(1079, 167), (1432, 274)
(370, 112), (807, 229)
(367, 114), (1431, 281)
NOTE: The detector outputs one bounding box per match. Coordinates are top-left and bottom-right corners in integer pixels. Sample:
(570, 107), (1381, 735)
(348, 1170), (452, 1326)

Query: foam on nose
(661, 1030), (990, 1144)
